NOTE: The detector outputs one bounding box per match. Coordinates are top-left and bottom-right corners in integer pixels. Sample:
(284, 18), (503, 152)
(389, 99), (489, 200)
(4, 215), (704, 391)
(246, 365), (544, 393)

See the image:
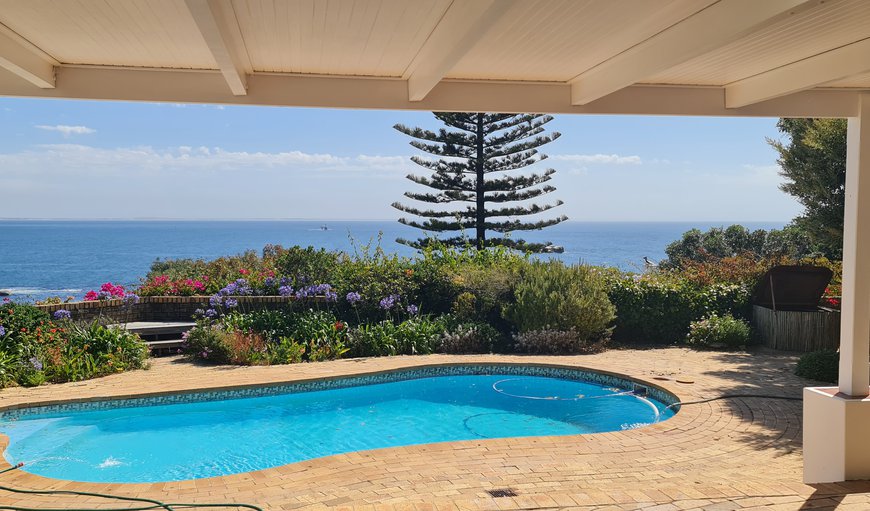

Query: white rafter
(0, 23), (56, 88)
(569, 0), (812, 106)
(726, 37), (870, 108)
(0, 67), (858, 118)
(184, 0), (250, 96)
(404, 0), (519, 102)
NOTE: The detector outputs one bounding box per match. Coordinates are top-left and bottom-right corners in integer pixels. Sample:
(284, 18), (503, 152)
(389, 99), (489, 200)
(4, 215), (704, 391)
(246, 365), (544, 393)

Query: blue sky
(0, 97), (801, 221)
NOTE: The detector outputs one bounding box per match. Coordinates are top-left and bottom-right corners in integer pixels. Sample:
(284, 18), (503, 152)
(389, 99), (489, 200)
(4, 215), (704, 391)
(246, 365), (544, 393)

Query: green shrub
(0, 351), (16, 387)
(605, 272), (751, 343)
(513, 329), (605, 354)
(183, 322), (233, 364)
(438, 322), (500, 354)
(0, 303), (51, 339)
(186, 309), (350, 365)
(346, 321), (399, 357)
(276, 309), (349, 361)
(796, 351), (839, 383)
(505, 261), (615, 342)
(45, 321), (149, 382)
(331, 253), (419, 323)
(449, 262), (521, 325)
(270, 245), (340, 285)
(685, 314), (751, 350)
(347, 316), (448, 357)
(269, 338), (306, 364)
(0, 305), (148, 387)
(221, 309), (296, 340)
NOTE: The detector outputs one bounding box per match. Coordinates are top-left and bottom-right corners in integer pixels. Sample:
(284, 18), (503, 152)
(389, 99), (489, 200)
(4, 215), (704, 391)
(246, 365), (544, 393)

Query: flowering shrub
(53, 309), (72, 320)
(0, 303), (148, 387)
(685, 314), (751, 350)
(184, 309), (349, 365)
(139, 275), (208, 296)
(83, 282), (127, 301)
(438, 322), (498, 354)
(513, 329), (605, 354)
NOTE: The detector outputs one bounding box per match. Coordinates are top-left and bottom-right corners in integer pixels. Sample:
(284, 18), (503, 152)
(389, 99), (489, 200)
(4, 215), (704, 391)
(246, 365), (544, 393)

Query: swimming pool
(0, 365), (677, 483)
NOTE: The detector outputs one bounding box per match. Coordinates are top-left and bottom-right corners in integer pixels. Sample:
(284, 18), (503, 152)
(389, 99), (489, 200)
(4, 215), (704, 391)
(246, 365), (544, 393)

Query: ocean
(0, 220), (785, 302)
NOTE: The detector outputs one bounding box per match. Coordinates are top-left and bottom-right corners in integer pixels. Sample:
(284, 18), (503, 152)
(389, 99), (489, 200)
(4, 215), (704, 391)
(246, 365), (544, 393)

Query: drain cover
(486, 489), (518, 498)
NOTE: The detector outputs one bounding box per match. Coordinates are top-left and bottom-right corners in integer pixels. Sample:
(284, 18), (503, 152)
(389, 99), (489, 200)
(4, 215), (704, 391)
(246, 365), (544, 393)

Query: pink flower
(239, 269), (250, 276)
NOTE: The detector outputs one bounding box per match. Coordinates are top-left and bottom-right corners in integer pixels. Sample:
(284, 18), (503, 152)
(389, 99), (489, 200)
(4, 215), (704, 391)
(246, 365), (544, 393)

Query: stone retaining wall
(35, 296), (306, 323)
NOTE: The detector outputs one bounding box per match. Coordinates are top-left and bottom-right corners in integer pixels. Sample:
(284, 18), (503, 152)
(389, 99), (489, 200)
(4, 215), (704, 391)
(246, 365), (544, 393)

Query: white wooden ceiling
(0, 0), (869, 116)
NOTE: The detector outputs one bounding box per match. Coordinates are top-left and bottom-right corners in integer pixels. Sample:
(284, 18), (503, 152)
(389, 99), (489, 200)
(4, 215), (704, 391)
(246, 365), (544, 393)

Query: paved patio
(1, 348), (868, 511)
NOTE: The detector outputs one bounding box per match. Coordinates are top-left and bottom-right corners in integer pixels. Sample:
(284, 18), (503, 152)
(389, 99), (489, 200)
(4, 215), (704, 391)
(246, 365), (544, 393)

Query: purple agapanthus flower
(124, 293), (140, 305)
(295, 283), (334, 299)
(346, 291), (362, 305)
(224, 298), (239, 309)
(379, 294), (399, 310)
(279, 285), (294, 297)
(0, 325), (5, 337)
(264, 277), (275, 288)
(205, 309), (218, 318)
(406, 304), (419, 315)
(219, 278), (252, 296)
(28, 356), (43, 371)
(194, 308), (205, 316)
(53, 309), (72, 320)
(209, 295), (223, 307)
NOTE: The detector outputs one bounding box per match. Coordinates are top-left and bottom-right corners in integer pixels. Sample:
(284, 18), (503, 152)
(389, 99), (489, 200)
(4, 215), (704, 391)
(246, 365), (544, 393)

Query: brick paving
(1, 348), (868, 511)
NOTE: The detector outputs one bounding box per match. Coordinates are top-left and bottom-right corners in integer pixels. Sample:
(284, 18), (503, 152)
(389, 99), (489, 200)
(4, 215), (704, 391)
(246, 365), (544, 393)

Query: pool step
(124, 321), (195, 340)
(145, 338), (187, 356)
(122, 321), (195, 356)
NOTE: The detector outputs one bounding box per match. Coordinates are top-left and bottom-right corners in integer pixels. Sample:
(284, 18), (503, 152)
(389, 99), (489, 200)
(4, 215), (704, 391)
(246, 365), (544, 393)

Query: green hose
(0, 463), (263, 511)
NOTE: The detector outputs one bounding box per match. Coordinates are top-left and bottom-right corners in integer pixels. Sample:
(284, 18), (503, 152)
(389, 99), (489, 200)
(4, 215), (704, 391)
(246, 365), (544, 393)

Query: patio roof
(1, 0), (870, 117)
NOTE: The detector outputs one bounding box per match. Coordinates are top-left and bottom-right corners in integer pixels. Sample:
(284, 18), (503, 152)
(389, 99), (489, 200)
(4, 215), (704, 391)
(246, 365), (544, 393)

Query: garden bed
(34, 296), (311, 323)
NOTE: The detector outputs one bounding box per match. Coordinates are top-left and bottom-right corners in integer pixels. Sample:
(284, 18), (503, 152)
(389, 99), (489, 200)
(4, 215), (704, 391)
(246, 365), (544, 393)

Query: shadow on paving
(799, 481), (870, 510)
(693, 348), (812, 456)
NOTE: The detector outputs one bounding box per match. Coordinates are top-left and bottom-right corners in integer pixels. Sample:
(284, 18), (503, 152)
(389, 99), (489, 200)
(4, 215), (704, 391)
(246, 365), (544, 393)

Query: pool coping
(0, 358), (689, 490)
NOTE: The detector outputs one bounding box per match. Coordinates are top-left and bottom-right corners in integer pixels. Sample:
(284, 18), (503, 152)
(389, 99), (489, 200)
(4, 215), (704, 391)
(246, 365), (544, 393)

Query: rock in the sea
(0, 290), (9, 297)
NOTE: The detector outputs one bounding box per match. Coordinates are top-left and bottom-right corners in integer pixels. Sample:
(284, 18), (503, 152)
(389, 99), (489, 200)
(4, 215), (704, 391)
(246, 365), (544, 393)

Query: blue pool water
(0, 372), (675, 483)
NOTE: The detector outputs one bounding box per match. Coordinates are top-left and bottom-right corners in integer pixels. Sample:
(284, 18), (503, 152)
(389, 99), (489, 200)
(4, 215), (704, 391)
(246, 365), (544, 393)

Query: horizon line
(0, 217), (792, 223)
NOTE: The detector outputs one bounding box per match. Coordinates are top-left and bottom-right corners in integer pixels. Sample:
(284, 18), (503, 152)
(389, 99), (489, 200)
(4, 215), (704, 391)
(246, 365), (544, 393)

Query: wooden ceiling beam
(726, 37), (870, 108)
(184, 0), (250, 96)
(569, 0), (813, 106)
(405, 0), (519, 102)
(0, 23), (56, 88)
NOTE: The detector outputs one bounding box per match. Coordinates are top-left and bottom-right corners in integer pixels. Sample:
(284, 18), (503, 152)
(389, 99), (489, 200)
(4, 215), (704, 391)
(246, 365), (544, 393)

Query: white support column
(839, 93), (870, 397)
(804, 93), (870, 484)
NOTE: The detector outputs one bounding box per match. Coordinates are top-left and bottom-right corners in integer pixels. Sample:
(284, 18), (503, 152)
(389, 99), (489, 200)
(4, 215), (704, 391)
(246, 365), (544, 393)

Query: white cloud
(35, 125), (96, 136)
(0, 144), (409, 176)
(550, 153), (642, 165)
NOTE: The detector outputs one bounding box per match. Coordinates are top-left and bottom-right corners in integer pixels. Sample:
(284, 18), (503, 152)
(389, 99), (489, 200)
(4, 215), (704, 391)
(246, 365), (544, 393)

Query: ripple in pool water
(0, 374), (675, 482)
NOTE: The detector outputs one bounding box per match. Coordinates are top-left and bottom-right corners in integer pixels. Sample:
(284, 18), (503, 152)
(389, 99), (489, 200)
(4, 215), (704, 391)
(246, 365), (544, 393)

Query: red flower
(239, 269), (250, 275)
(334, 321), (345, 331)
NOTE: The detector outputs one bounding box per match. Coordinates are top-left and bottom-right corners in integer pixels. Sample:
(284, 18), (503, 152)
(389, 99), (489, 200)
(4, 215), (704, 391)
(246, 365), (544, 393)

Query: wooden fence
(751, 305), (840, 352)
